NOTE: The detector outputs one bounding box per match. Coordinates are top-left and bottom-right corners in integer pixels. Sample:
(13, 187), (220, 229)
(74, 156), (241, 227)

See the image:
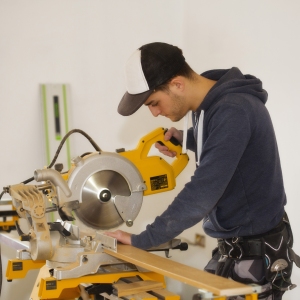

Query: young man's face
(144, 88), (188, 122)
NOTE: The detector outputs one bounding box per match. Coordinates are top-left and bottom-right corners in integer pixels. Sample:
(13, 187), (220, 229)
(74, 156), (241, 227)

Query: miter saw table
(2, 128), (260, 300)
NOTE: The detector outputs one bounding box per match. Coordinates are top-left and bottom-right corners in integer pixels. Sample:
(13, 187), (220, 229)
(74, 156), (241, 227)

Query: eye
(151, 102), (158, 107)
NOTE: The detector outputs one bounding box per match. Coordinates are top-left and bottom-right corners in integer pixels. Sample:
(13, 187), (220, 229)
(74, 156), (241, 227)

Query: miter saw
(3, 127), (190, 300)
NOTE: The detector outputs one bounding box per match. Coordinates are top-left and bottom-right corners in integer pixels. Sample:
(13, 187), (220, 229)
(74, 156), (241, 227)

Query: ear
(169, 76), (185, 92)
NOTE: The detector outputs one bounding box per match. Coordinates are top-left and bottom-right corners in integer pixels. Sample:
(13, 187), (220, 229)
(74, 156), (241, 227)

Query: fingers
(154, 142), (176, 157)
(154, 127), (182, 157)
(166, 127), (183, 144)
(104, 230), (132, 245)
(104, 231), (119, 239)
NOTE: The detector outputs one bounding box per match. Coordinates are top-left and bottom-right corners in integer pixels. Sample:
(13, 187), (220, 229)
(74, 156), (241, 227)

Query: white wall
(1, 1), (300, 299)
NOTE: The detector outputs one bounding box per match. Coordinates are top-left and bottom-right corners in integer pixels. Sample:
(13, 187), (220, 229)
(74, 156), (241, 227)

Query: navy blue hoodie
(131, 67), (286, 249)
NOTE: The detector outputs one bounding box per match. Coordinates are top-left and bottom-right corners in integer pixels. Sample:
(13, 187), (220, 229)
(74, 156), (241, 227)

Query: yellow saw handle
(118, 127), (189, 196)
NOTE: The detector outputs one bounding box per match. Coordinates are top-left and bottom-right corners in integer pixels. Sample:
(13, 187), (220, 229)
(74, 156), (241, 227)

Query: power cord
(0, 129), (101, 194)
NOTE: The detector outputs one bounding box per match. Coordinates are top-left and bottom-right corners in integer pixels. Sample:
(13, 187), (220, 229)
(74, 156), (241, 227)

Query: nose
(148, 106), (160, 117)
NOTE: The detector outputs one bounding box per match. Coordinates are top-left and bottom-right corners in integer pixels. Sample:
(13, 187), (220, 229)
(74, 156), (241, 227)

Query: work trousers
(204, 255), (285, 300)
(202, 214), (298, 300)
(228, 259), (284, 300)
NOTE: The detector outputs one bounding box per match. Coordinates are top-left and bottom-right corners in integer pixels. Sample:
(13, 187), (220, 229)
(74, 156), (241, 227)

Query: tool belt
(215, 212), (300, 291)
(218, 237), (262, 258)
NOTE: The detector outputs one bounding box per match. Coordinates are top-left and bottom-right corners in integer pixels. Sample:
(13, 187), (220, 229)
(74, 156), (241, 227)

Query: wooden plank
(105, 245), (254, 297)
(151, 289), (180, 300)
(113, 280), (163, 297)
(123, 292), (158, 300)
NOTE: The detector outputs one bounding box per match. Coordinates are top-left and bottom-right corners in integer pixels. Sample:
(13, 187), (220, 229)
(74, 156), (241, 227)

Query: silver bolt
(126, 220), (133, 227)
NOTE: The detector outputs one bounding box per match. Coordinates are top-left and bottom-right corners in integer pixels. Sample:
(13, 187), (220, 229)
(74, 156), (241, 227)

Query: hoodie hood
(198, 67), (268, 113)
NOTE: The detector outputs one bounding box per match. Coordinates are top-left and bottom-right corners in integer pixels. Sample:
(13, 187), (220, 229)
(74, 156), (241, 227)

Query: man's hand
(104, 230), (132, 245)
(155, 127), (183, 157)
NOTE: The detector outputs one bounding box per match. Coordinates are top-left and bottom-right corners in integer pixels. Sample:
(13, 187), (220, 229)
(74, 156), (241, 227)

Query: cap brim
(118, 89), (153, 116)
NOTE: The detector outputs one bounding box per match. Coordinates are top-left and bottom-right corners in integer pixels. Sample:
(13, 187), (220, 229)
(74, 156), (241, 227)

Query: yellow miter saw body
(6, 127), (189, 280)
(54, 127), (188, 231)
(118, 127), (189, 196)
(70, 127), (189, 230)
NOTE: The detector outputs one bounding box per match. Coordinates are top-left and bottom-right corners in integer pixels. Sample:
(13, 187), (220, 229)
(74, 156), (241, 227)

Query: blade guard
(118, 127), (189, 196)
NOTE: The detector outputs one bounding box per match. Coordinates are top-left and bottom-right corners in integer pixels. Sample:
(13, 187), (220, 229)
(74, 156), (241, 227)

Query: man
(106, 42), (299, 299)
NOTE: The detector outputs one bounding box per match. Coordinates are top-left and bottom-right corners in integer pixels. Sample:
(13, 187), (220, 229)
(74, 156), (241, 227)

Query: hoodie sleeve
(131, 99), (251, 249)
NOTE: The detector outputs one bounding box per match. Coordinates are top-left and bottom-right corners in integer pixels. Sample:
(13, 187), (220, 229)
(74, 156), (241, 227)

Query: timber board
(104, 244), (254, 297)
(113, 280), (163, 297)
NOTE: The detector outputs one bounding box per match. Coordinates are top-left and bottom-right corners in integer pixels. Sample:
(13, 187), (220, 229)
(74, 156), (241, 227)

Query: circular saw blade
(75, 170), (131, 230)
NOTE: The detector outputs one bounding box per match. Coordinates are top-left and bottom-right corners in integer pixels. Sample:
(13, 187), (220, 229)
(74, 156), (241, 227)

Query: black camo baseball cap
(118, 42), (185, 116)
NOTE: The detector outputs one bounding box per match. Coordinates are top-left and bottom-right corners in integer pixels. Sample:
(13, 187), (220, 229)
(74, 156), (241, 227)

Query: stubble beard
(169, 92), (188, 122)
